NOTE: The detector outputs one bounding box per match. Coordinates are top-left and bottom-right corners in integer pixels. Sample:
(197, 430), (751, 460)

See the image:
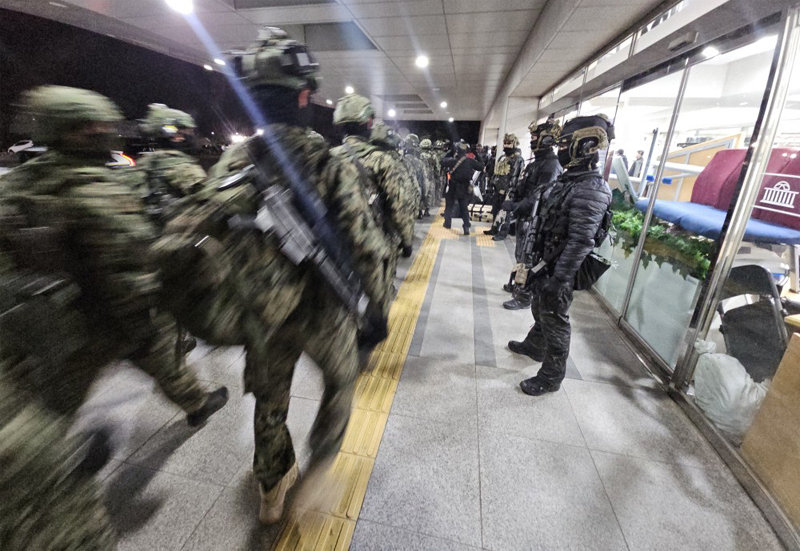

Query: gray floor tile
(360, 414), (482, 547)
(564, 379), (721, 468)
(104, 463), (223, 551)
(569, 328), (659, 389)
(351, 519), (481, 551)
(126, 392), (254, 486)
(592, 450), (784, 551)
(75, 366), (182, 461)
(289, 354), (325, 401)
(180, 484), (281, 551)
(480, 430), (627, 551)
(476, 365), (585, 447)
(186, 345), (245, 391)
(391, 357), (477, 424)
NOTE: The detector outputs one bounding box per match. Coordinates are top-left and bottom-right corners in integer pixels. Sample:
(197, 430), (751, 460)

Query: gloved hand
(357, 308), (388, 350)
(401, 244), (413, 258)
(74, 427), (113, 477)
(501, 200), (515, 211)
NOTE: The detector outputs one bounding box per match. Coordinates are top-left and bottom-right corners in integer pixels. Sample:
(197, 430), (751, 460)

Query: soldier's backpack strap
(342, 142), (385, 226)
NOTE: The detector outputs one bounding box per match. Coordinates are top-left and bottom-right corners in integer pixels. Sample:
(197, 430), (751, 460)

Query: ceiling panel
(237, 3), (351, 24)
(443, 0), (545, 14)
(359, 14), (445, 36)
(344, 0), (442, 18)
(449, 31), (528, 48)
(446, 11), (540, 34)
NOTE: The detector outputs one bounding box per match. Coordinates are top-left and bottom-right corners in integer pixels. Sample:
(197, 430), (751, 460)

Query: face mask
(558, 146), (571, 168)
(530, 140), (538, 151)
(503, 147), (514, 156)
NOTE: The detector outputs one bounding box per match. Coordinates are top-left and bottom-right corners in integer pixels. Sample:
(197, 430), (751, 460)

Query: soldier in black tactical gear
(442, 142), (484, 235)
(508, 115), (614, 396)
(501, 119), (563, 310)
(485, 133), (524, 240)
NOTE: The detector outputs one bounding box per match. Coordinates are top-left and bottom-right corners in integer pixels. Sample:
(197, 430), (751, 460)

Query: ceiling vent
(303, 22), (376, 51)
(403, 109), (433, 114)
(379, 94), (425, 102)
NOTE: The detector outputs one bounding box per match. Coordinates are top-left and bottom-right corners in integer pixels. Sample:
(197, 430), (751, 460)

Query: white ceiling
(4, 0), (666, 121)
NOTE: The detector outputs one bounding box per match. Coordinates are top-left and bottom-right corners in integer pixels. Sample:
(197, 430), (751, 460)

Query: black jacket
(537, 169), (611, 283)
(512, 150), (562, 216)
(442, 155), (484, 199)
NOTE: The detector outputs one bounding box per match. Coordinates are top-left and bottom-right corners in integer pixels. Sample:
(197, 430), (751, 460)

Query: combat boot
(503, 297), (530, 310)
(463, 226), (470, 236)
(259, 462), (299, 524)
(519, 376), (560, 396)
(507, 340), (545, 362)
(187, 386), (229, 427)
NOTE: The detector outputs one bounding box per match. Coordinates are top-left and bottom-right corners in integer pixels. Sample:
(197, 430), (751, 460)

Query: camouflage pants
(523, 279), (573, 386)
(0, 374), (116, 551)
(426, 178), (437, 210)
(5, 312), (208, 418)
(245, 293), (359, 492)
(419, 179), (430, 212)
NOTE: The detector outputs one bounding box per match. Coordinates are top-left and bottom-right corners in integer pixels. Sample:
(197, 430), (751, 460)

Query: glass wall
(593, 71), (685, 313)
(624, 37), (779, 368)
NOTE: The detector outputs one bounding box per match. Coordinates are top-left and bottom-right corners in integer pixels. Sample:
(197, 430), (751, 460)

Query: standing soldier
(0, 85), (228, 426)
(419, 138), (441, 209)
(331, 94), (416, 274)
(485, 133), (525, 240)
(371, 121), (419, 235)
(501, 119), (562, 310)
(403, 133), (431, 218)
(508, 115), (614, 396)
(155, 27), (392, 524)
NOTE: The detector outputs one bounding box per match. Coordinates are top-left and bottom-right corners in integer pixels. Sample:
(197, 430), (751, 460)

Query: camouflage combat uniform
(0, 87), (217, 420)
(331, 94), (416, 277)
(0, 370), (115, 550)
(402, 135), (428, 217)
(419, 138), (441, 207)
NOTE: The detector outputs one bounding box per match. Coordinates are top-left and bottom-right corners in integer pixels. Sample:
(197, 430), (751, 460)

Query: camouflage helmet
(140, 103), (196, 137)
(332, 93), (374, 125)
(559, 114), (615, 168)
(370, 121), (401, 149)
(502, 133), (519, 148)
(528, 117), (561, 150)
(231, 26), (319, 91)
(405, 133), (420, 148)
(419, 138), (432, 149)
(434, 139), (445, 150)
(17, 85), (123, 144)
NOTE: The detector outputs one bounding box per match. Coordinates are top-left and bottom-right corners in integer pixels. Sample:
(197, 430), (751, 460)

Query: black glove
(401, 244), (413, 258)
(501, 200), (515, 211)
(357, 309), (388, 350)
(74, 427), (113, 477)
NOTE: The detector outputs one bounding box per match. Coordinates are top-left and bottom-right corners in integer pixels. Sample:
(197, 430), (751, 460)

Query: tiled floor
(77, 218), (785, 550)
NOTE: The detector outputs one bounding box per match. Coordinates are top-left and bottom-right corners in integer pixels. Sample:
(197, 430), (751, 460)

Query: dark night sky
(0, 8), (480, 147)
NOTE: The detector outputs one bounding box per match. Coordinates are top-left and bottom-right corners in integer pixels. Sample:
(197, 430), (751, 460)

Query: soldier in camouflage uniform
(331, 94), (416, 276)
(154, 28), (392, 524)
(485, 133), (525, 240)
(0, 86), (228, 426)
(372, 121), (420, 214)
(0, 368), (115, 550)
(403, 133), (431, 218)
(419, 138), (441, 208)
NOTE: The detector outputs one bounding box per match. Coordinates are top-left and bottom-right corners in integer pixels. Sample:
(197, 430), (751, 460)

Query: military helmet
(419, 138), (432, 149)
(18, 85), (123, 144)
(558, 114), (615, 168)
(529, 118), (562, 150)
(370, 121), (400, 148)
(140, 103), (196, 137)
(434, 139), (445, 150)
(405, 133), (420, 148)
(333, 93), (374, 125)
(502, 133), (519, 148)
(231, 26), (319, 91)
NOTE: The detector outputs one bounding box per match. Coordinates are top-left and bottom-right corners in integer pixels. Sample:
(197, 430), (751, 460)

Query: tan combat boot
(259, 462), (299, 524)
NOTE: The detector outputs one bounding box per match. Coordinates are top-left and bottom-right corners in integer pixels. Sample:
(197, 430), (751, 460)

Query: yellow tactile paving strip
(475, 234), (496, 248)
(273, 214), (449, 550)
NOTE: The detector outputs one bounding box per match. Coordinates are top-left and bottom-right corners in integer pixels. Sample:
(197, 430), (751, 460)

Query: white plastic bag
(693, 340), (769, 443)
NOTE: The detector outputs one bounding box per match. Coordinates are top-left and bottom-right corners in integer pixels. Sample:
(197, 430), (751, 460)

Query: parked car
(8, 140), (47, 162)
(7, 139), (33, 154)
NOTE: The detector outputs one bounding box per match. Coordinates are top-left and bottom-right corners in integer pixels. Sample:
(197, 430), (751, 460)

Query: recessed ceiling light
(326, 99), (333, 105)
(165, 0), (193, 15)
(415, 55), (429, 69)
(739, 101), (748, 106)
(203, 64), (213, 71)
(345, 85), (355, 94)
(48, 1), (68, 7)
(440, 101), (447, 108)
(388, 108), (396, 117)
(448, 117), (454, 123)
(702, 46), (720, 58)
(213, 58), (226, 66)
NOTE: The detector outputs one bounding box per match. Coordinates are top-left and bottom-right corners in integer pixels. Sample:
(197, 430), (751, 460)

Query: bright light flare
(345, 85), (355, 94)
(165, 0), (193, 15)
(203, 64), (213, 71)
(448, 117), (454, 123)
(214, 58), (226, 66)
(440, 101), (447, 108)
(230, 133), (246, 144)
(388, 108), (396, 117)
(415, 55), (429, 68)
(256, 129), (264, 136)
(326, 99), (333, 105)
(702, 46), (719, 58)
